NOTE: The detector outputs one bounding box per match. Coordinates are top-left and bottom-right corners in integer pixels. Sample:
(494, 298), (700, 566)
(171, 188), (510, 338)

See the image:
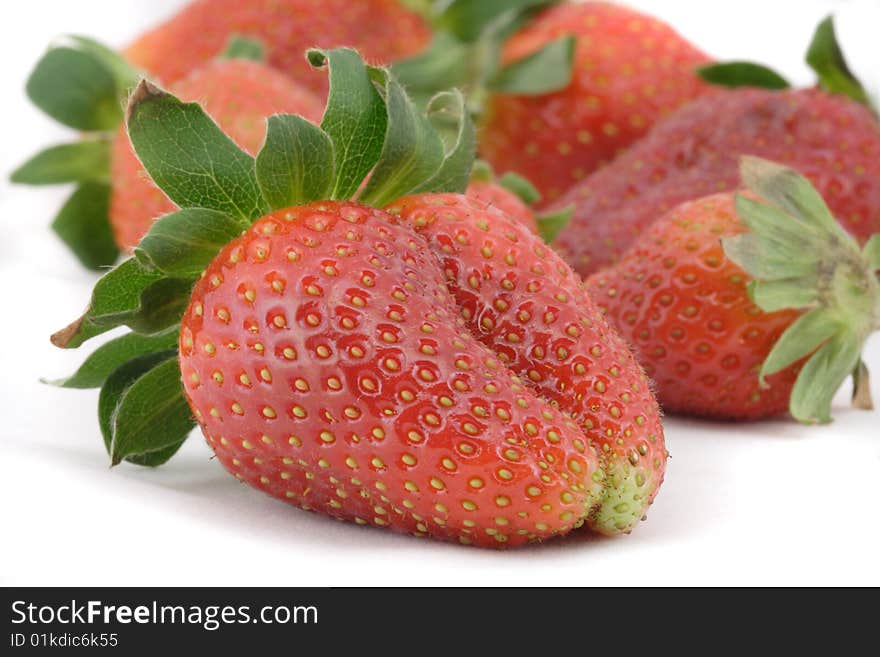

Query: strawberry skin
(479, 1), (710, 204)
(386, 193), (666, 534)
(179, 202), (611, 547)
(554, 87), (880, 277)
(465, 180), (539, 234)
(587, 193), (802, 420)
(110, 59), (323, 250)
(123, 0), (430, 94)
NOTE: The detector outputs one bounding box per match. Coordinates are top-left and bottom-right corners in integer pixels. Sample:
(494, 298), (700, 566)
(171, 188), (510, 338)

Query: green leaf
(109, 357), (195, 466)
(47, 330), (179, 389)
(220, 35), (266, 62)
(536, 205), (572, 244)
(499, 172), (541, 205)
(748, 278), (819, 313)
(10, 139), (110, 186)
(863, 235), (880, 271)
(758, 307), (840, 381)
(359, 71), (446, 207)
(134, 208), (247, 277)
(51, 258), (191, 349)
(806, 15), (874, 110)
(408, 90), (476, 195)
(438, 0), (560, 42)
(26, 46), (123, 131)
(490, 35), (575, 95)
(62, 35), (140, 92)
(255, 114), (335, 209)
(50, 182), (118, 271)
(851, 359), (874, 411)
(789, 330), (862, 424)
(739, 156), (839, 233)
(99, 354), (189, 466)
(308, 48), (388, 200)
(697, 62), (791, 90)
(392, 33), (474, 94)
(126, 80), (266, 221)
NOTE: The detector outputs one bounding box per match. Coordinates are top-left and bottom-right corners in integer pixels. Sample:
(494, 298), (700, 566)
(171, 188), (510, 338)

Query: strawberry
(553, 87), (880, 277)
(588, 157), (880, 423)
(386, 193), (666, 533)
(13, 38), (321, 268)
(51, 49), (666, 546)
(123, 0), (431, 94)
(478, 1), (711, 203)
(110, 58), (323, 250)
(465, 180), (538, 235)
(553, 16), (880, 277)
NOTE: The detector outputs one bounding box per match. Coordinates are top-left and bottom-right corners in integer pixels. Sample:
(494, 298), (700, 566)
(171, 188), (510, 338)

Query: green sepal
(408, 90), (476, 195)
(46, 329), (179, 389)
(51, 258), (192, 349)
(99, 354), (192, 467)
(806, 15), (875, 111)
(788, 330), (862, 424)
(255, 115), (336, 209)
(392, 33), (474, 99)
(308, 48), (388, 200)
(863, 235), (880, 271)
(61, 35), (140, 93)
(26, 46), (122, 131)
(697, 61), (791, 90)
(126, 80), (267, 222)
(498, 171), (541, 205)
(437, 0), (561, 42)
(134, 208), (248, 277)
(536, 205), (572, 244)
(50, 182), (119, 271)
(489, 35), (575, 95)
(220, 35), (266, 62)
(722, 156), (880, 424)
(359, 69), (446, 206)
(10, 139), (110, 186)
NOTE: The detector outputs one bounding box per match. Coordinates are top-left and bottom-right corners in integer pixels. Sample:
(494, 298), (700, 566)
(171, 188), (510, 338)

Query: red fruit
(110, 59), (323, 250)
(386, 193), (666, 534)
(179, 198), (665, 545)
(588, 193), (803, 419)
(480, 1), (711, 204)
(553, 88), (880, 277)
(123, 0), (431, 94)
(465, 180), (539, 234)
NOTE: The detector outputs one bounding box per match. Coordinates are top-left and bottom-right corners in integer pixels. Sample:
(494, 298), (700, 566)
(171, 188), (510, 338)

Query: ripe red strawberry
(465, 180), (538, 235)
(479, 1), (711, 203)
(110, 58), (323, 250)
(387, 193), (666, 532)
(553, 87), (880, 277)
(52, 50), (667, 546)
(123, 0), (431, 94)
(180, 202), (610, 546)
(587, 158), (880, 423)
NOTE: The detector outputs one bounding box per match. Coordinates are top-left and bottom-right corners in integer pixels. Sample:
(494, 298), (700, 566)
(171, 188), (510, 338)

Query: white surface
(1, 0), (879, 587)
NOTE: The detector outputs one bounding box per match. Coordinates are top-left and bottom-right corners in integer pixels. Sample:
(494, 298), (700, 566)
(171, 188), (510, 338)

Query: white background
(1, 0), (879, 586)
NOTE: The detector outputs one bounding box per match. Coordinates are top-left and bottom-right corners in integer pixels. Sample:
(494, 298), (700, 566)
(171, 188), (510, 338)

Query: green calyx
(13, 34), (272, 271)
(722, 156), (880, 424)
(49, 47), (474, 467)
(393, 0), (574, 114)
(470, 160), (571, 243)
(698, 15), (877, 114)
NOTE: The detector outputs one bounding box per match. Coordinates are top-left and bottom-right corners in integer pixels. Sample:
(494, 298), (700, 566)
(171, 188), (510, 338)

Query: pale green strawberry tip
(589, 460), (660, 536)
